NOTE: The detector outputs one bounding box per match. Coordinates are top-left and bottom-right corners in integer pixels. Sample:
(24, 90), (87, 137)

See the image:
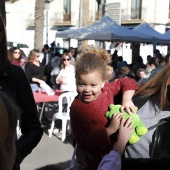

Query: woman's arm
(98, 117), (133, 170)
(12, 66), (43, 165)
(32, 77), (45, 85)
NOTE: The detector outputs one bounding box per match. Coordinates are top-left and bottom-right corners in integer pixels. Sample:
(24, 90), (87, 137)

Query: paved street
(20, 102), (74, 170)
(21, 131), (74, 170)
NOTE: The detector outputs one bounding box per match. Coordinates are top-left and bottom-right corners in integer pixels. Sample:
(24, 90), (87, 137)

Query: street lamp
(44, 0), (50, 45)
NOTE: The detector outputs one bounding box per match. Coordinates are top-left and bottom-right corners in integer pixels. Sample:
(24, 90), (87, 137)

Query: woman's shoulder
(25, 62), (33, 67)
(8, 65), (28, 82)
(68, 64), (75, 69)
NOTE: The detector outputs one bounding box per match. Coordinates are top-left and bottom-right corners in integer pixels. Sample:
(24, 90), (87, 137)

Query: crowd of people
(1, 12), (170, 170)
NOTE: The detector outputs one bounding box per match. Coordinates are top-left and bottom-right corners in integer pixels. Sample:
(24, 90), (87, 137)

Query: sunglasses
(63, 58), (70, 61)
(14, 51), (21, 54)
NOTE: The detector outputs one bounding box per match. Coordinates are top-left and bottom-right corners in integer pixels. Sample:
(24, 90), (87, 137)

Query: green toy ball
(106, 104), (148, 144)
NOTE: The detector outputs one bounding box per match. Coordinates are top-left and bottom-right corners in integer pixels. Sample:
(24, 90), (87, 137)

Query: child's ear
(101, 81), (105, 88)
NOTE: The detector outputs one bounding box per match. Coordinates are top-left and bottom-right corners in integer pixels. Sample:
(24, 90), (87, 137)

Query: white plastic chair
(48, 92), (76, 141)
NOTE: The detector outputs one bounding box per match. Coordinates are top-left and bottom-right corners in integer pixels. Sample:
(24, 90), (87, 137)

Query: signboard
(103, 2), (121, 24)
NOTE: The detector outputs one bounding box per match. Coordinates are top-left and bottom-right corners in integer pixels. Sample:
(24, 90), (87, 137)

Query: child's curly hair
(76, 46), (111, 80)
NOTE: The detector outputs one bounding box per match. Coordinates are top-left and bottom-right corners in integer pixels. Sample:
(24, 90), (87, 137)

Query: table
(33, 91), (61, 121)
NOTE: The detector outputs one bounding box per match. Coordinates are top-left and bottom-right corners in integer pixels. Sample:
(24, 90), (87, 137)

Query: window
(131, 0), (142, 19)
(95, 0), (106, 13)
(95, 0), (106, 20)
(63, 0), (71, 14)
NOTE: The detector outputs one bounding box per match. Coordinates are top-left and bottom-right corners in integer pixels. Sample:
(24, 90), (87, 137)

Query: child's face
(77, 71), (105, 103)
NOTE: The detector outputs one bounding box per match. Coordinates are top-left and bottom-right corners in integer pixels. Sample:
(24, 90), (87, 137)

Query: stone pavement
(20, 102), (75, 170)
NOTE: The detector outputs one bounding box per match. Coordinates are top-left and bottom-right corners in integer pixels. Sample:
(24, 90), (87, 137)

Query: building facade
(5, 0), (170, 61)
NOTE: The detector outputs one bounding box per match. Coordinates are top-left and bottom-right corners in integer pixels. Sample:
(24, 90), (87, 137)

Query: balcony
(25, 13), (35, 28)
(25, 18), (35, 27)
(121, 8), (144, 24)
(25, 12), (76, 28)
(50, 12), (76, 26)
(89, 12), (102, 23)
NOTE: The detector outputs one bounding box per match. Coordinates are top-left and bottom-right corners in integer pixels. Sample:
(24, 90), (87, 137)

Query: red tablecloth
(33, 91), (61, 103)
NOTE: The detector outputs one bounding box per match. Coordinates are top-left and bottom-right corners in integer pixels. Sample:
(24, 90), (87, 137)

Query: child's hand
(106, 113), (124, 137)
(121, 100), (137, 115)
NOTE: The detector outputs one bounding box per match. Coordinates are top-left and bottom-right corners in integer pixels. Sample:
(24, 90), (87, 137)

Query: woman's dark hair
(147, 57), (159, 67)
(0, 91), (19, 142)
(8, 47), (22, 62)
(0, 15), (10, 74)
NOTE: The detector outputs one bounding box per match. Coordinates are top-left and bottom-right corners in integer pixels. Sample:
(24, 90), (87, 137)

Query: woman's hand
(56, 77), (62, 84)
(118, 117), (133, 144)
(106, 113), (124, 137)
(114, 117), (133, 156)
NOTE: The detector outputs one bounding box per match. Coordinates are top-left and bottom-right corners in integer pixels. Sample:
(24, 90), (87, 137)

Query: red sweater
(70, 77), (139, 169)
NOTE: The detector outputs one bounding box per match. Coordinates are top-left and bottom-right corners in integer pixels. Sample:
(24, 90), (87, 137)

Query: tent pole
(153, 42), (156, 51)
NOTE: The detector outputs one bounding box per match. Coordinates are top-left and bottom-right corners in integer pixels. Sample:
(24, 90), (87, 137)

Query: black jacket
(0, 65), (43, 169)
(122, 95), (170, 170)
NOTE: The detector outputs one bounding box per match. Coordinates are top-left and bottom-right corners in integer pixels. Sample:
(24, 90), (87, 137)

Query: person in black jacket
(0, 91), (19, 170)
(0, 15), (43, 170)
(122, 63), (170, 170)
(41, 44), (53, 87)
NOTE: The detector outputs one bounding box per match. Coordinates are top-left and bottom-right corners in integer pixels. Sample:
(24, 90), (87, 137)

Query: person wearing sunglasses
(25, 49), (46, 92)
(0, 15), (43, 170)
(8, 47), (22, 67)
(56, 53), (77, 94)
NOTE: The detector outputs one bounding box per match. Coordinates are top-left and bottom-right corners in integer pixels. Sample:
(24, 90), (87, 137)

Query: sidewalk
(20, 102), (74, 170)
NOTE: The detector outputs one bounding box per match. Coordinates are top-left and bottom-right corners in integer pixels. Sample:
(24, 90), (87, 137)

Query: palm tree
(34, 0), (44, 50)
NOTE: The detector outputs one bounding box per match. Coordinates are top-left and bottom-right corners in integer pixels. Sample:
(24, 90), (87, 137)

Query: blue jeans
(30, 83), (39, 92)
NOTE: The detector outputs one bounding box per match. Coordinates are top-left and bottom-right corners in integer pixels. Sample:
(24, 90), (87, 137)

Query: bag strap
(70, 143), (78, 168)
(124, 116), (170, 152)
(148, 116), (170, 131)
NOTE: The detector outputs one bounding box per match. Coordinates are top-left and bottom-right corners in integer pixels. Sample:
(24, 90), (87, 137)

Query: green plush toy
(106, 104), (148, 144)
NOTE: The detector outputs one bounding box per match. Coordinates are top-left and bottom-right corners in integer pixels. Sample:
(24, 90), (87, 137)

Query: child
(70, 46), (139, 169)
(97, 117), (133, 170)
(0, 91), (19, 170)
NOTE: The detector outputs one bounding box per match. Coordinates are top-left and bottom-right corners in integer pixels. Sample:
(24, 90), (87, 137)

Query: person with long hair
(0, 92), (19, 170)
(0, 15), (43, 170)
(56, 53), (77, 94)
(122, 63), (170, 170)
(25, 49), (46, 92)
(8, 47), (22, 66)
